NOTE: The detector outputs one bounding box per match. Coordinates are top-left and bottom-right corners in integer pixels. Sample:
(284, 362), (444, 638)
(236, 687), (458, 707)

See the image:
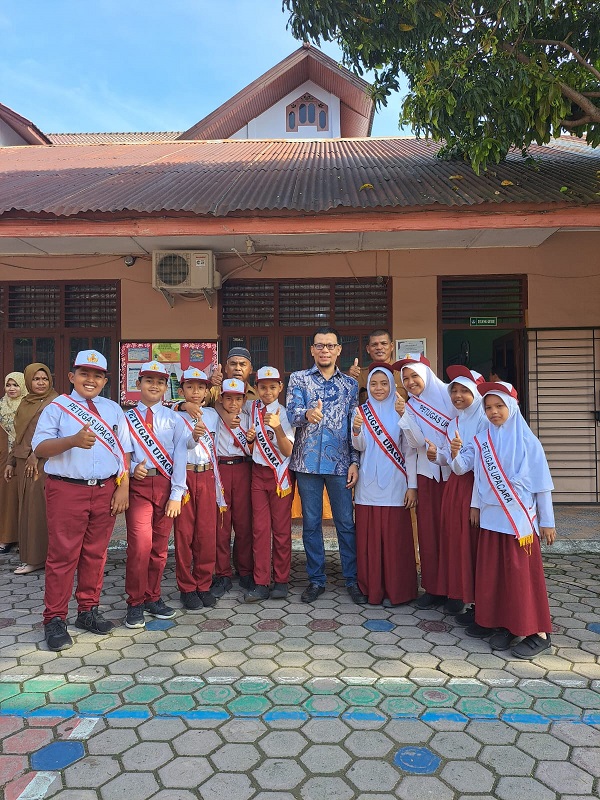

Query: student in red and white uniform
(426, 366), (487, 621)
(212, 378), (255, 597)
(394, 354), (454, 609)
(352, 365), (418, 606)
(174, 368), (225, 610)
(32, 350), (131, 652)
(124, 361), (188, 629)
(451, 381), (556, 658)
(244, 367), (295, 602)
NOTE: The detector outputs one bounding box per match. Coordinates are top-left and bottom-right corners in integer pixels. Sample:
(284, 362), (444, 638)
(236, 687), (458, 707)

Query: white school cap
(255, 366), (282, 382)
(73, 349), (108, 372)
(180, 368), (210, 385)
(221, 378), (245, 395)
(138, 360), (169, 379)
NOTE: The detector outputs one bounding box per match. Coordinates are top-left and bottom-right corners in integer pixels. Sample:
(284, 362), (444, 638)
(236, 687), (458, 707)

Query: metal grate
(8, 285), (60, 328)
(441, 277), (525, 326)
(65, 284), (117, 328)
(222, 283), (275, 327)
(279, 283), (331, 327)
(335, 281), (388, 327)
(528, 328), (599, 503)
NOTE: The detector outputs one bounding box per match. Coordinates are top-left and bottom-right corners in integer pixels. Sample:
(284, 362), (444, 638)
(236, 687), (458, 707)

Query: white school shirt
(183, 407), (219, 466)
(353, 426), (417, 507)
(32, 390), (132, 481)
(250, 400), (295, 467)
(399, 409), (450, 482)
(216, 408), (252, 458)
(129, 401), (188, 501)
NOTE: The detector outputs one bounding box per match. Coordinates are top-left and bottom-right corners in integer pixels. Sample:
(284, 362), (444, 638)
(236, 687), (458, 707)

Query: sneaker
(125, 604), (145, 629)
(245, 584), (270, 603)
(511, 633), (552, 659)
(239, 574), (255, 591)
(301, 583), (325, 603)
(44, 617), (73, 651)
(197, 591), (217, 607)
(454, 606), (475, 627)
(465, 622), (495, 639)
(347, 583), (368, 605)
(210, 576), (233, 598)
(415, 592), (446, 610)
(144, 598), (176, 619)
(489, 628), (515, 650)
(444, 598), (465, 614)
(270, 582), (289, 599)
(75, 606), (114, 635)
(180, 591), (203, 610)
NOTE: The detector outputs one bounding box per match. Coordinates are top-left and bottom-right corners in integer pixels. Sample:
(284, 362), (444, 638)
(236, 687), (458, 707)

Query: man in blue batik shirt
(287, 327), (367, 605)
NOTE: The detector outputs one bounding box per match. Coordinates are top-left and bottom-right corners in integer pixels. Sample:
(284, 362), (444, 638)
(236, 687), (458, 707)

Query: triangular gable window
(286, 93), (329, 132)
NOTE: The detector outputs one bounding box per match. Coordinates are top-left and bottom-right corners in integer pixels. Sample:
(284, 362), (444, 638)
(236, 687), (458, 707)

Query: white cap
(73, 350), (108, 372)
(221, 378), (245, 395)
(138, 360), (169, 379)
(180, 368), (210, 384)
(255, 366), (281, 382)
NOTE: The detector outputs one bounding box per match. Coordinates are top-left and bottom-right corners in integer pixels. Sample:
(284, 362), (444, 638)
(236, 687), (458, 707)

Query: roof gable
(179, 44), (374, 140)
(0, 102), (50, 145)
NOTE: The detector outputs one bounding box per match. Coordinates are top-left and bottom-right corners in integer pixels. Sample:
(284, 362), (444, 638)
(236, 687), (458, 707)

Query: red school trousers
(125, 474), (173, 607)
(215, 460), (253, 578)
(44, 476), (117, 624)
(251, 463), (294, 586)
(174, 469), (217, 593)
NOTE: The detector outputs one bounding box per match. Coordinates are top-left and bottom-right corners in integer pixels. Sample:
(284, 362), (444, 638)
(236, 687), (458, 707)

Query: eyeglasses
(312, 343), (340, 351)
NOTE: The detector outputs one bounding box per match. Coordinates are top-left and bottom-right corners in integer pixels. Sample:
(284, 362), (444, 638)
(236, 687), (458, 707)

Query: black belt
(49, 474), (115, 487)
(218, 457), (249, 465)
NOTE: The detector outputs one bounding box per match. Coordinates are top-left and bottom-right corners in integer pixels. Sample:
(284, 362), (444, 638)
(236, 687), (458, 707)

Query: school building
(0, 45), (599, 504)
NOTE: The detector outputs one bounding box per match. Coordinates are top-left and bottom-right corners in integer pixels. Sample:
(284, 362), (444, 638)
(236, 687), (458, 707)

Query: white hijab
(403, 361), (454, 447)
(448, 371), (487, 443)
(361, 366), (400, 490)
(481, 387), (553, 495)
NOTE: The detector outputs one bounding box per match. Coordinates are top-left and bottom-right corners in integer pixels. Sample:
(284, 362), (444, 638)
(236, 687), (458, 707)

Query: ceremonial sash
(53, 394), (126, 482)
(181, 414), (227, 512)
(252, 402), (292, 497)
(408, 397), (451, 439)
(221, 420), (251, 455)
(474, 433), (537, 547)
(125, 407), (174, 480)
(445, 415), (460, 444)
(359, 402), (407, 479)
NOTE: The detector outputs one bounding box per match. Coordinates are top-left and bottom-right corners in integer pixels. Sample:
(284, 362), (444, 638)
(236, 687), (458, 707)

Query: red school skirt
(415, 474), (446, 594)
(437, 471), (479, 604)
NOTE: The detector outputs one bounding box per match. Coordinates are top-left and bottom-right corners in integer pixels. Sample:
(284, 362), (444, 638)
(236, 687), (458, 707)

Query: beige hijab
(0, 371), (27, 447)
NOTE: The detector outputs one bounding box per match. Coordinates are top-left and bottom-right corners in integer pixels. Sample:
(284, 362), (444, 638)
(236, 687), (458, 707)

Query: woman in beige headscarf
(0, 371), (27, 554)
(5, 363), (58, 574)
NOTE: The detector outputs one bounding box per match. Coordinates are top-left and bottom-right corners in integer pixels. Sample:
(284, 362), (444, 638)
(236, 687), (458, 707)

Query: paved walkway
(0, 548), (599, 799)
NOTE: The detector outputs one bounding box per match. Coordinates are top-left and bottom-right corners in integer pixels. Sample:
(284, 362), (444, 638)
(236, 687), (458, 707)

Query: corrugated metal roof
(47, 132), (182, 145)
(0, 137), (598, 218)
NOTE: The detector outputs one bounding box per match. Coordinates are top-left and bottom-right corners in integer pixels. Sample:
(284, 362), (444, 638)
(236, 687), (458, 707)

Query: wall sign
(120, 341), (218, 405)
(396, 338), (427, 360)
(469, 317), (498, 327)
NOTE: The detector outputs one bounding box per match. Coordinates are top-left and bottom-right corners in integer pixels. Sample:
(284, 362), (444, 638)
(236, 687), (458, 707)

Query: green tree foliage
(282, 1), (600, 171)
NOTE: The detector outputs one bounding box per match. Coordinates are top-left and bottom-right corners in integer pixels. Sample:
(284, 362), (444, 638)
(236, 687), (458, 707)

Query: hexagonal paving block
(259, 730), (308, 757)
(99, 772), (159, 799)
(535, 761), (594, 794)
(339, 685), (382, 706)
(495, 776), (557, 800)
(300, 776), (354, 800)
(301, 718), (350, 743)
(430, 731), (481, 759)
(414, 687), (458, 708)
(345, 730), (393, 757)
(393, 746), (441, 775)
(440, 761), (495, 793)
(396, 775), (456, 800)
(480, 744), (536, 776)
(196, 684), (237, 705)
(267, 684), (309, 706)
(87, 728), (139, 755)
(253, 758), (306, 790)
(303, 694), (347, 717)
(31, 740), (85, 771)
(516, 731), (570, 760)
(121, 741), (173, 771)
(158, 756), (213, 789)
(346, 758), (400, 791)
(172, 729), (222, 756)
(211, 743), (261, 772)
(300, 744), (351, 774)
(227, 694), (271, 716)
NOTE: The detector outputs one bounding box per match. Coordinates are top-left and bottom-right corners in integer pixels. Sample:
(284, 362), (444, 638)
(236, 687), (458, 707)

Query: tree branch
(529, 39), (600, 82)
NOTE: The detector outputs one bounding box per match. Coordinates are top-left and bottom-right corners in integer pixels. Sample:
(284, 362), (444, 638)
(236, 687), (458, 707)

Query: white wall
(0, 118), (28, 146)
(231, 80), (341, 139)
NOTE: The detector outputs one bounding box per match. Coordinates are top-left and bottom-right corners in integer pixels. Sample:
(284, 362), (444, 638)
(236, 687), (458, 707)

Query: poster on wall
(395, 338), (427, 360)
(120, 341), (219, 405)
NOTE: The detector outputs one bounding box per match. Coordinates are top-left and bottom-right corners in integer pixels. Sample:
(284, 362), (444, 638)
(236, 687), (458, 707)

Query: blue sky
(0, 0), (409, 136)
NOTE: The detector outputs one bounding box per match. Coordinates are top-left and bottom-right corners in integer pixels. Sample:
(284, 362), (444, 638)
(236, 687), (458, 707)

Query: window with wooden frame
(286, 93), (329, 132)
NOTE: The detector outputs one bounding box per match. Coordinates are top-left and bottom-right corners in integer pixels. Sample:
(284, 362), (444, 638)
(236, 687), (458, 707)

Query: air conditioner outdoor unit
(152, 250), (222, 293)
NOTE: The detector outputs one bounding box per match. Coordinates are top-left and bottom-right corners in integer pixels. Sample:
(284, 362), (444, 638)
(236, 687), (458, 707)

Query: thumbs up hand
(307, 399), (324, 425)
(395, 391), (406, 416)
(425, 439), (437, 462)
(74, 422), (97, 449)
(348, 357), (361, 379)
(192, 410), (206, 441)
(450, 429), (463, 459)
(211, 363), (223, 387)
(352, 409), (363, 435)
(133, 461), (149, 480)
(264, 407), (281, 430)
(246, 426), (256, 443)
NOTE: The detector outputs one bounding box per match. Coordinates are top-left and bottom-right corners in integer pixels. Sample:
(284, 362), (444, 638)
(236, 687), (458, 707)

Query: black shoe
(210, 576), (233, 598)
(144, 598), (176, 619)
(45, 617), (73, 651)
(511, 634), (552, 659)
(301, 583), (325, 603)
(415, 592), (447, 609)
(245, 584), (270, 603)
(465, 622), (495, 639)
(198, 591), (217, 607)
(270, 582), (289, 599)
(444, 598), (464, 614)
(455, 606), (475, 626)
(347, 583), (368, 605)
(239, 574), (255, 591)
(180, 591), (203, 610)
(489, 628), (515, 650)
(0, 542), (15, 555)
(75, 606), (114, 634)
(125, 604), (145, 629)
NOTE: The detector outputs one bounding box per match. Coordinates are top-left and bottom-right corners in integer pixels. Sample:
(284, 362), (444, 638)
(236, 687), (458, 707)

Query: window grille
(279, 283), (331, 327)
(65, 284), (117, 328)
(8, 285), (60, 329)
(335, 282), (389, 327)
(222, 283), (275, 327)
(440, 277), (525, 327)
